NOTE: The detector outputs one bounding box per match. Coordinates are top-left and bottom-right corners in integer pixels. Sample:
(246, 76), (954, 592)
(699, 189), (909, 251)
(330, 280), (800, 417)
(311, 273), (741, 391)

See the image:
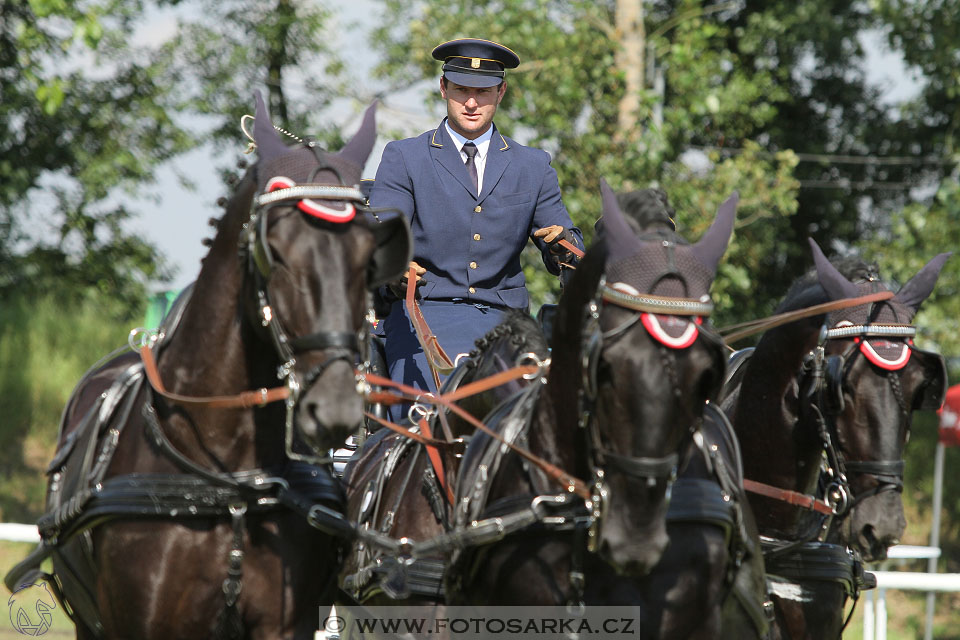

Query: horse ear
(599, 178), (643, 263)
(809, 238), (860, 300)
(892, 252), (952, 314)
(367, 214), (413, 289)
(336, 101), (378, 170)
(253, 90), (288, 163)
(690, 191), (738, 277)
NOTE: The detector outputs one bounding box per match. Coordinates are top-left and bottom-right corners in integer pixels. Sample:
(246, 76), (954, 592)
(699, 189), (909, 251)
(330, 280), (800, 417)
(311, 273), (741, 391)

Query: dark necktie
(463, 142), (479, 195)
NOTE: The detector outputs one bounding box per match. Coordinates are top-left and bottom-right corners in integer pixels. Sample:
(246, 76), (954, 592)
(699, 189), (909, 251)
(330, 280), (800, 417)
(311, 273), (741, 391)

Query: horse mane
(468, 309), (548, 359)
(545, 239), (608, 433)
(197, 165), (258, 276)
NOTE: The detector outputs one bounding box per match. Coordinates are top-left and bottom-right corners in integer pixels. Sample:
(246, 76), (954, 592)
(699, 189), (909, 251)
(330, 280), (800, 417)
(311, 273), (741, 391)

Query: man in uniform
(370, 38), (582, 418)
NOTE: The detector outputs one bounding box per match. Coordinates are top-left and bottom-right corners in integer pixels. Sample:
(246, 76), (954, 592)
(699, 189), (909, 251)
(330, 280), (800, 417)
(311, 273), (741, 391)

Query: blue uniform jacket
(370, 119), (581, 310)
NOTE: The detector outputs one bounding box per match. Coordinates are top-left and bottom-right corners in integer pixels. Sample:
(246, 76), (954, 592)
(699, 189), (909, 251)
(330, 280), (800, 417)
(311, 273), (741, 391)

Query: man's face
(440, 79), (506, 139)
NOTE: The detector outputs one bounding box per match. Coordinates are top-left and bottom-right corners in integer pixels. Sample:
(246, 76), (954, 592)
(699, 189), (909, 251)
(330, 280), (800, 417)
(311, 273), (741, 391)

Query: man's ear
(498, 81), (507, 102)
(440, 77), (447, 99)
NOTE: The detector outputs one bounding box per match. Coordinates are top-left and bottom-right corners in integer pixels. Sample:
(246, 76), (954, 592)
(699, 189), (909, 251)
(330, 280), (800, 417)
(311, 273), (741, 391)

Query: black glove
(547, 228), (579, 265)
(387, 275), (426, 301)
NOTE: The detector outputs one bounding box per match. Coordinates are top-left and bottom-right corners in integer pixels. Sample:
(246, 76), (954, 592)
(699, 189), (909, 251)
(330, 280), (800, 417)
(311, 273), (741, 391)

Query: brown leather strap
(419, 418), (455, 505)
(405, 266), (456, 375)
(363, 364), (538, 408)
(364, 371), (590, 499)
(720, 291), (895, 345)
(440, 365), (540, 402)
(140, 343), (289, 409)
(742, 478), (834, 515)
(558, 238), (585, 259)
(363, 412), (457, 448)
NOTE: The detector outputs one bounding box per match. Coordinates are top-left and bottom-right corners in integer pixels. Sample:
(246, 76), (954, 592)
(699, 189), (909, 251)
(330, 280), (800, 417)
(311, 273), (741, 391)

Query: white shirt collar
(444, 120), (493, 158)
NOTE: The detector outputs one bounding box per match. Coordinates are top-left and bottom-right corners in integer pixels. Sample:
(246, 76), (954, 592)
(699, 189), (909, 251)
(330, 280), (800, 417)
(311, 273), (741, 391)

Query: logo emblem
(8, 583), (57, 636)
(471, 57), (481, 69)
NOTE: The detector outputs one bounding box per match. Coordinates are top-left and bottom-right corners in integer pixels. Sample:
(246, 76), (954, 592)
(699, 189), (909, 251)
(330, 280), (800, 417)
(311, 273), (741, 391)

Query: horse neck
(736, 316), (826, 531)
(167, 172), (267, 387)
(152, 171), (282, 466)
(531, 250), (606, 481)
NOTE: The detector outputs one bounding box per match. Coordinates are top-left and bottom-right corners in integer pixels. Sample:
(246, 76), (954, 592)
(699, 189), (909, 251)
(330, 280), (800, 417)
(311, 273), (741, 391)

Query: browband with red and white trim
(825, 321), (917, 371)
(259, 176), (364, 223)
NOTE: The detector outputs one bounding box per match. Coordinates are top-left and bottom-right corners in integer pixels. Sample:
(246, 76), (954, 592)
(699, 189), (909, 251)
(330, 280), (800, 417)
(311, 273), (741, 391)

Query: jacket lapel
(429, 120), (477, 199)
(478, 125), (511, 204)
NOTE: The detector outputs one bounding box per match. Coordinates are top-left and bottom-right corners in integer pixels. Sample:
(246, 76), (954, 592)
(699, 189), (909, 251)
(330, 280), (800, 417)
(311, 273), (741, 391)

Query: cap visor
(443, 70), (503, 88)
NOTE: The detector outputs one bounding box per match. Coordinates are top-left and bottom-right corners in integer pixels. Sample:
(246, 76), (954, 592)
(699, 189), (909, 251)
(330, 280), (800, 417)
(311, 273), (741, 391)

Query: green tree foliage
(1, 0), (192, 306)
(720, 0), (959, 357)
(153, 0), (349, 162)
(369, 0), (801, 322)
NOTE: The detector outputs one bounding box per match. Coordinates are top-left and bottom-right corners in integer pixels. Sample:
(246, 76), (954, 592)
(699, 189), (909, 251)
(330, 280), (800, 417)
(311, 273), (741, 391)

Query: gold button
(469, 287), (476, 294)
(473, 233), (481, 241)
(469, 261), (477, 269)
(474, 205), (482, 213)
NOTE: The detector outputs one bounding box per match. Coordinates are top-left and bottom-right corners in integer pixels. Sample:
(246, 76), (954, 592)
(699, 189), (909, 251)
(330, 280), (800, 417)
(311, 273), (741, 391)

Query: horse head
(556, 180), (735, 575)
(807, 239), (949, 561)
(247, 92), (411, 451)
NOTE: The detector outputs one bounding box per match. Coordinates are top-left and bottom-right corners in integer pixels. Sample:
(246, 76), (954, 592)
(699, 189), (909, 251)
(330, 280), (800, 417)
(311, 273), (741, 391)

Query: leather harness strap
(558, 238), (585, 259)
(363, 412), (458, 448)
(405, 266), (456, 376)
(742, 478), (834, 515)
(438, 364), (540, 402)
(719, 291), (895, 344)
(419, 418), (455, 505)
(364, 371), (590, 500)
(140, 343), (289, 409)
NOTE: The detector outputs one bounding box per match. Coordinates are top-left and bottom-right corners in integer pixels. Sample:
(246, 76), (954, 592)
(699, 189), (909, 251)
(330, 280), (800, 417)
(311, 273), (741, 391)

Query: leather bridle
(245, 164), (376, 462)
(139, 149), (375, 463)
(803, 321), (938, 517)
(579, 274), (720, 550)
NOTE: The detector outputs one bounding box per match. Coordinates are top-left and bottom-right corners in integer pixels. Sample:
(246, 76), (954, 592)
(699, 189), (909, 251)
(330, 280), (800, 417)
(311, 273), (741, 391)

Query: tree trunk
(616, 0), (645, 140)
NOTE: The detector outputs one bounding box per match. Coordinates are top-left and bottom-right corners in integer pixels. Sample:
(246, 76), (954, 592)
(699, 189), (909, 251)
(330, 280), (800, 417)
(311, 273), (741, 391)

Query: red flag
(938, 384), (960, 447)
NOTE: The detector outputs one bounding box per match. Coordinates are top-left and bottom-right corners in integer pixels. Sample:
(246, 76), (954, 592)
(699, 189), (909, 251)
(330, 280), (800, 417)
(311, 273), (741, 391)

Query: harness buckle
(586, 469), (609, 553)
(128, 327), (158, 351)
(824, 480), (850, 515)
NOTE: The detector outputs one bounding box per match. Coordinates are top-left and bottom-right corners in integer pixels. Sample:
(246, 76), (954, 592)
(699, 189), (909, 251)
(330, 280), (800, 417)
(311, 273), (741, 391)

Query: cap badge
(471, 57), (481, 69)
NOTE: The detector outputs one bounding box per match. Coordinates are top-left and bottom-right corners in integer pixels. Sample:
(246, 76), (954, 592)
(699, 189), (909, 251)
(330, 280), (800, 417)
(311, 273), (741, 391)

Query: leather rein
(719, 290), (898, 517)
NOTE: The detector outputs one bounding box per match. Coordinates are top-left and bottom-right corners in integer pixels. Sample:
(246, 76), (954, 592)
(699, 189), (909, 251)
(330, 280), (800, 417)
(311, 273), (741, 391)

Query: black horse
(338, 308), (547, 609)
(441, 181), (735, 624)
(5, 93), (412, 639)
(720, 240), (950, 639)
(603, 188), (769, 640)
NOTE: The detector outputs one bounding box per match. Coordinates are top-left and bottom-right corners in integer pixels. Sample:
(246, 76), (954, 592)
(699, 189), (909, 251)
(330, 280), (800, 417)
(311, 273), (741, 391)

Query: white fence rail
(862, 543), (959, 640)
(0, 523), (40, 543)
